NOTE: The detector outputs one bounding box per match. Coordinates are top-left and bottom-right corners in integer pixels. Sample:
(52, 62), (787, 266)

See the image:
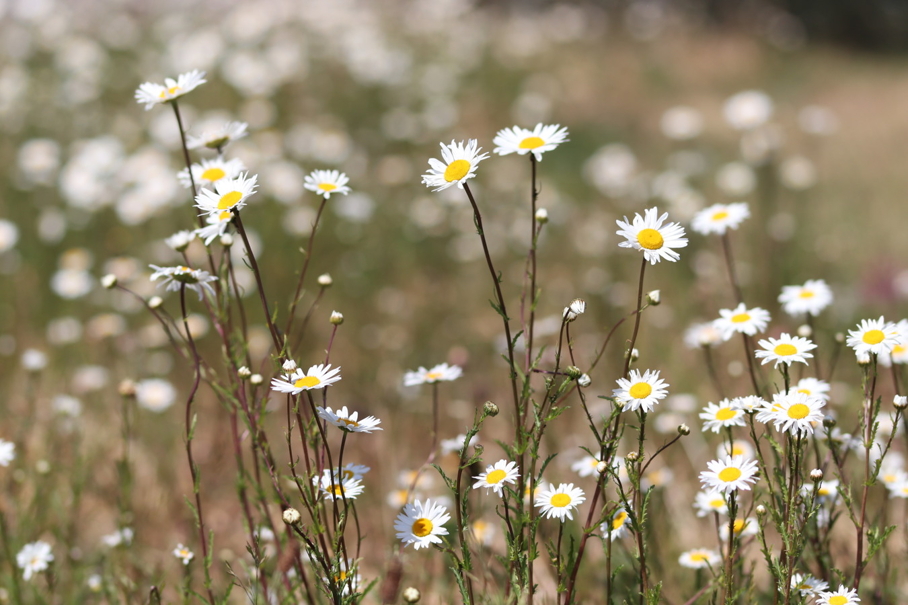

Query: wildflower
(613, 369), (669, 413)
(135, 378), (177, 412)
(684, 322), (722, 348)
(754, 333), (817, 368)
(534, 483), (586, 521)
(756, 392), (825, 435)
(678, 548), (720, 569)
(149, 265), (217, 300)
(0, 439), (15, 466)
(402, 587), (421, 603)
(194, 173), (258, 216)
(101, 528), (134, 548)
(615, 207), (688, 264)
(100, 274), (117, 289)
(304, 169), (351, 199)
(790, 573), (829, 597)
(472, 460), (519, 496)
(271, 364), (341, 395)
(87, 574), (102, 591)
(660, 106), (703, 140)
(716, 439), (754, 460)
(895, 395), (908, 410)
(471, 519), (495, 546)
(691, 202), (750, 236)
(282, 508), (301, 526)
(730, 396), (767, 413)
(440, 434), (478, 456)
(317, 406), (382, 433)
(723, 90), (773, 130)
(571, 453), (602, 478)
(778, 279), (833, 317)
(173, 543), (194, 565)
(719, 517), (758, 541)
(187, 121), (248, 150)
(318, 273), (333, 286)
(336, 463), (370, 481)
(318, 474), (365, 501)
(601, 507), (630, 541)
(577, 374), (591, 387)
(700, 400), (746, 433)
(323, 559), (361, 596)
(693, 491), (728, 517)
(16, 541), (54, 580)
(700, 456), (759, 493)
(195, 211), (235, 246)
(492, 123), (569, 161)
(403, 363), (462, 386)
(422, 140), (489, 192)
(330, 311), (344, 325)
(178, 157), (245, 190)
(646, 290), (661, 306)
(816, 585), (860, 605)
(21, 349), (48, 372)
(134, 70), (206, 110)
(165, 230), (196, 252)
(791, 377), (831, 401)
(283, 359), (298, 372)
(880, 319), (908, 366)
(803, 479), (839, 504)
(713, 303), (771, 340)
(535, 208), (548, 223)
(847, 316), (900, 357)
(394, 499), (450, 550)
(563, 298), (586, 322)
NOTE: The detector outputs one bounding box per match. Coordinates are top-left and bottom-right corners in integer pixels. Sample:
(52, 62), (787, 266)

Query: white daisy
(678, 548), (721, 569)
(492, 123), (569, 161)
(472, 460), (519, 496)
(790, 573), (829, 597)
(135, 70), (206, 110)
(187, 121), (249, 150)
(403, 363), (462, 386)
(271, 364), (342, 395)
(317, 406), (382, 433)
(691, 202), (750, 236)
(716, 439), (755, 460)
(173, 543), (194, 565)
(756, 392), (825, 435)
(846, 317), (900, 357)
(684, 322), (722, 348)
(878, 319), (908, 367)
(323, 559), (361, 596)
(613, 369), (669, 413)
(0, 439), (15, 466)
(730, 396), (768, 413)
(394, 499), (450, 550)
(194, 210), (234, 245)
(719, 517), (758, 541)
(194, 172), (258, 217)
(534, 483), (586, 522)
(713, 303), (771, 340)
(601, 507), (631, 541)
(336, 463), (370, 482)
(470, 519), (495, 546)
(615, 207), (688, 265)
(165, 230), (196, 251)
(571, 453), (602, 478)
(804, 479), (839, 504)
(723, 90), (773, 130)
(149, 265), (217, 300)
(699, 456), (759, 493)
(422, 140), (489, 192)
(16, 541), (53, 580)
(318, 474), (365, 501)
(699, 400), (746, 433)
(816, 585), (860, 605)
(178, 157), (246, 189)
(693, 491), (728, 517)
(791, 377), (831, 401)
(304, 169), (351, 199)
(440, 434), (478, 456)
(754, 333), (817, 368)
(778, 279), (833, 317)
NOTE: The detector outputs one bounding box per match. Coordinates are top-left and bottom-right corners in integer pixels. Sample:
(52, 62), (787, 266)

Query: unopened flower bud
(628, 348), (640, 362)
(578, 373), (591, 388)
(626, 451), (639, 462)
(317, 273), (333, 287)
(330, 311), (344, 325)
(118, 379), (136, 398)
(282, 359), (298, 372)
(834, 332), (845, 343)
(823, 416), (836, 428)
(250, 374), (264, 385)
(565, 365), (582, 380)
(220, 233), (234, 247)
(810, 468), (824, 481)
(563, 299), (585, 322)
(148, 296), (163, 309)
(402, 587), (421, 603)
(101, 274), (117, 289)
(238, 366), (251, 379)
(483, 401), (499, 417)
(282, 508), (301, 526)
(894, 395), (908, 410)
(678, 423), (690, 435)
(756, 504), (766, 516)
(646, 290), (661, 306)
(797, 324), (812, 338)
(596, 461), (609, 475)
(856, 352), (871, 366)
(535, 208), (548, 223)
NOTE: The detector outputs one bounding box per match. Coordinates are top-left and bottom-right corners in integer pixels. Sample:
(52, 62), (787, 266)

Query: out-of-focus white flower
(723, 90), (773, 130)
(135, 70), (206, 110)
(187, 121), (249, 150)
(715, 162), (756, 197)
(22, 349), (48, 371)
(16, 541), (54, 580)
(135, 378), (177, 412)
(660, 106), (703, 140)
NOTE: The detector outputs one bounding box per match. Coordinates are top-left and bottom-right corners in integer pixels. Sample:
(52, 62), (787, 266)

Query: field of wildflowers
(4, 1), (908, 604)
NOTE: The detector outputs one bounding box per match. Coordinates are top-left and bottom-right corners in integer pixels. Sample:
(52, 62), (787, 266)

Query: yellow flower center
(218, 191), (243, 210)
(710, 498), (725, 508)
(318, 183), (337, 192)
(340, 418), (360, 428)
(863, 329), (885, 345)
(712, 211), (729, 221)
(412, 518), (433, 538)
(486, 469), (506, 484)
(733, 519), (747, 533)
(731, 313), (751, 324)
(715, 408), (736, 421)
(612, 510), (628, 530)
(519, 136), (545, 149)
(731, 445), (744, 456)
(637, 228), (664, 250)
(218, 210), (233, 221)
(690, 552), (710, 562)
(551, 493), (572, 507)
(773, 343), (798, 356)
(159, 86), (181, 98)
(628, 382), (652, 399)
(330, 484), (344, 496)
(799, 290), (815, 299)
(894, 344), (906, 354)
(797, 388), (811, 395)
(425, 372), (442, 381)
(342, 469), (355, 480)
(787, 403), (810, 419)
(293, 376), (321, 389)
(334, 571), (348, 582)
(444, 159), (471, 182)
(828, 597), (848, 605)
(201, 167), (226, 182)
(718, 467), (742, 483)
(818, 488), (829, 496)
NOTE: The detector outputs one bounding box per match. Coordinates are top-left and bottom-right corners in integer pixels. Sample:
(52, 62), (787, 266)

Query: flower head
(394, 499), (450, 549)
(816, 585), (860, 605)
(135, 70), (206, 110)
(693, 491), (728, 517)
(195, 211), (235, 245)
(700, 456), (759, 493)
(754, 333), (817, 368)
(492, 123), (569, 161)
(615, 207), (688, 264)
(571, 453), (602, 478)
(271, 364), (342, 395)
(187, 121), (248, 150)
(713, 303), (771, 340)
(678, 548), (721, 569)
(700, 400), (746, 433)
(534, 483), (586, 521)
(195, 172), (258, 216)
(473, 460), (520, 496)
(684, 322), (722, 348)
(723, 90), (773, 130)
(323, 559), (361, 596)
(756, 392), (825, 436)
(846, 317), (900, 357)
(173, 543), (194, 565)
(790, 573), (829, 597)
(149, 265), (217, 300)
(178, 157), (246, 190)
(719, 517), (758, 541)
(778, 279), (833, 317)
(601, 507), (631, 541)
(16, 541), (53, 580)
(791, 377), (831, 401)
(613, 369), (669, 414)
(317, 406), (382, 433)
(304, 169), (351, 199)
(317, 472), (365, 501)
(422, 140), (489, 191)
(0, 439), (15, 466)
(403, 363), (462, 386)
(691, 202), (750, 236)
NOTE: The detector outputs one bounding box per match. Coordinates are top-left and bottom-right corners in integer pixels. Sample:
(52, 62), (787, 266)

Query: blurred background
(3, 0), (908, 601)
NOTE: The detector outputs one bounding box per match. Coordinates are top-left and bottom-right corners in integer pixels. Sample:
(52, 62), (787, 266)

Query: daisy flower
(318, 474), (365, 501)
(678, 548), (721, 569)
(492, 123), (569, 161)
(173, 543), (194, 565)
(723, 90), (773, 130)
(271, 364), (342, 395)
(691, 202), (750, 236)
(790, 573), (829, 597)
(403, 363), (462, 386)
(778, 279), (833, 317)
(16, 541), (53, 580)
(165, 230), (196, 251)
(304, 169), (351, 199)
(756, 392), (825, 435)
(135, 70), (206, 110)
(816, 585), (860, 605)
(0, 439), (15, 466)
(394, 499), (450, 550)
(700, 400), (746, 433)
(571, 452), (602, 478)
(886, 479), (908, 499)
(149, 265), (217, 300)
(336, 463), (370, 482)
(470, 519), (495, 546)
(791, 377), (831, 401)
(601, 507), (631, 541)
(187, 121), (248, 150)
(324, 559), (361, 596)
(194, 210), (235, 245)
(699, 456), (759, 493)
(422, 140), (489, 192)
(803, 479), (839, 504)
(716, 439), (755, 460)
(730, 396), (767, 413)
(472, 460), (519, 496)
(719, 517), (758, 541)
(693, 491), (728, 517)
(612, 369), (669, 413)
(535, 483), (586, 521)
(879, 319), (908, 367)
(440, 433), (478, 456)
(754, 333), (817, 368)
(195, 172), (258, 216)
(684, 322), (722, 348)
(713, 303), (771, 340)
(317, 406), (382, 433)
(178, 157), (245, 189)
(615, 207), (688, 264)
(846, 317), (900, 357)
